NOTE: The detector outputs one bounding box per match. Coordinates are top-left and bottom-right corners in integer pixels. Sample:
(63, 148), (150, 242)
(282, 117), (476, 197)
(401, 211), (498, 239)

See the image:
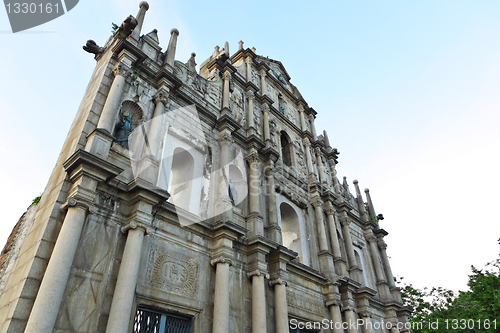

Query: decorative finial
(364, 188), (369, 193)
(251, 47), (256, 52)
(139, 1), (149, 10)
(171, 28), (179, 35)
(353, 179), (358, 185)
(238, 40), (244, 51)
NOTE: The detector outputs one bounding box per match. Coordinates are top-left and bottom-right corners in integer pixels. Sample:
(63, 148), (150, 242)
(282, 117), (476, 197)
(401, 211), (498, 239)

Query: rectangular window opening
(133, 308), (192, 333)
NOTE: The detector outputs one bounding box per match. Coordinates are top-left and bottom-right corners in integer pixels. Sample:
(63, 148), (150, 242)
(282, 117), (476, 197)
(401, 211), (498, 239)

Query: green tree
(398, 240), (500, 333)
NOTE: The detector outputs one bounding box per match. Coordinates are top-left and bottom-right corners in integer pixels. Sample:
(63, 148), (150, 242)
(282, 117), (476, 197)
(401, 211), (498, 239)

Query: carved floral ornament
(246, 152), (260, 165)
(112, 63), (131, 78)
(153, 90), (169, 106)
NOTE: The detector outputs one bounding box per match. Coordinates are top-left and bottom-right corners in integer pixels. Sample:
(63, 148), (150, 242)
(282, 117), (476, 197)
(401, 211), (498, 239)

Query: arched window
(169, 147), (195, 212)
(280, 132), (292, 167)
(280, 202), (303, 263)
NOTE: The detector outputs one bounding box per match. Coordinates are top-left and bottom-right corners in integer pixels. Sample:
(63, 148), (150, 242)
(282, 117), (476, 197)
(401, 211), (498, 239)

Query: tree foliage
(398, 240), (500, 333)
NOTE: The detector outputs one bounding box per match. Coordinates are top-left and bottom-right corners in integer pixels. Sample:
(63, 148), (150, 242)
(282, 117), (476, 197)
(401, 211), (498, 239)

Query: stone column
(308, 114), (317, 141)
(262, 104), (270, 141)
(222, 71), (231, 110)
(344, 308), (359, 333)
(378, 239), (396, 288)
(25, 199), (88, 333)
(324, 203), (348, 276)
(367, 235), (386, 283)
(315, 147), (327, 184)
(211, 257), (233, 333)
(270, 278), (289, 333)
(248, 270), (269, 333)
(246, 90), (255, 130)
(328, 158), (342, 195)
(339, 214), (358, 274)
(106, 223), (150, 332)
(265, 160), (281, 243)
(96, 64), (129, 134)
(298, 105), (308, 132)
(361, 314), (374, 333)
(313, 200), (328, 252)
(247, 152), (260, 216)
(147, 90), (169, 158)
(218, 136), (233, 215)
(303, 138), (315, 183)
(164, 28), (179, 67)
(130, 1), (149, 40)
(246, 57), (252, 82)
(327, 301), (344, 333)
(259, 69), (267, 95)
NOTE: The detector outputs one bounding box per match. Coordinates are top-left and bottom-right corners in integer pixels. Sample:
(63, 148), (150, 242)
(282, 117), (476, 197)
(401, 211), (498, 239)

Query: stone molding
(210, 256), (234, 267)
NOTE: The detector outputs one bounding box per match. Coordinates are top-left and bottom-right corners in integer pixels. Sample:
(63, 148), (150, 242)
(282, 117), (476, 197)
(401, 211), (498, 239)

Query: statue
(115, 115), (132, 149)
(228, 177), (237, 206)
(82, 40), (104, 56)
(116, 15), (138, 39)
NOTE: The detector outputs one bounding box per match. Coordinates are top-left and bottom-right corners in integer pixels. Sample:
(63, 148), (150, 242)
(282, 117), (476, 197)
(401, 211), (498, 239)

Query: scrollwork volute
(269, 277), (288, 287)
(210, 256), (234, 267)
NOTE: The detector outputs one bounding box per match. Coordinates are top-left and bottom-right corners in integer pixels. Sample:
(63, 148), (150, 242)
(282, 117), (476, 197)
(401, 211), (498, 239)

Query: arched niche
(228, 164), (247, 210)
(277, 199), (309, 265)
(353, 247), (369, 287)
(157, 129), (205, 217)
(169, 147), (195, 212)
(280, 131), (292, 167)
(115, 100), (144, 149)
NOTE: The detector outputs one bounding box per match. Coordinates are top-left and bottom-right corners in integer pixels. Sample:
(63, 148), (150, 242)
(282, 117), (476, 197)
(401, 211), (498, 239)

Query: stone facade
(0, 2), (411, 333)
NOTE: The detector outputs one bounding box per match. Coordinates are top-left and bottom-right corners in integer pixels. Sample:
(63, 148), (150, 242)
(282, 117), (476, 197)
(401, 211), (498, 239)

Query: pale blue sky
(1, 0), (499, 292)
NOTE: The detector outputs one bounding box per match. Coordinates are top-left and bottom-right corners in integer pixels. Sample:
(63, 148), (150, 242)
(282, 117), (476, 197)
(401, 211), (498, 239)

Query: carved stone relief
(207, 84), (222, 109)
(145, 248), (199, 298)
(286, 290), (323, 316)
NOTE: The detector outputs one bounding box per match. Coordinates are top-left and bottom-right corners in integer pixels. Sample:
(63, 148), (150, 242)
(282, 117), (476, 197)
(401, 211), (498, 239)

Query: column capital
(302, 138), (311, 147)
(247, 269), (270, 279)
(314, 147), (322, 155)
(338, 213), (351, 226)
(112, 63), (131, 78)
(223, 70), (232, 81)
(325, 299), (341, 308)
(324, 201), (335, 215)
(245, 89), (255, 99)
(265, 160), (275, 175)
(259, 68), (267, 76)
(312, 199), (324, 209)
(269, 277), (288, 287)
(246, 151), (260, 164)
(359, 312), (373, 318)
(308, 114), (315, 121)
(65, 196), (92, 211)
(261, 103), (270, 112)
(377, 240), (388, 250)
(245, 56), (253, 65)
(341, 305), (357, 313)
(211, 256), (234, 267)
(121, 221), (153, 235)
(365, 234), (377, 243)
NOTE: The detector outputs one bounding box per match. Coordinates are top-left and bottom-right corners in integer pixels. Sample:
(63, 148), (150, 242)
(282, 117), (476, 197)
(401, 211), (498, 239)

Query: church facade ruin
(0, 2), (411, 333)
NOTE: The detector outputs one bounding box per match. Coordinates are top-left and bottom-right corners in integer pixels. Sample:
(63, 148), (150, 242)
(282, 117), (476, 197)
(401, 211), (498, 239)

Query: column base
(318, 251), (336, 277)
(247, 213), (264, 238)
(85, 128), (115, 160)
(265, 224), (282, 244)
(333, 257), (349, 277)
(376, 280), (392, 301)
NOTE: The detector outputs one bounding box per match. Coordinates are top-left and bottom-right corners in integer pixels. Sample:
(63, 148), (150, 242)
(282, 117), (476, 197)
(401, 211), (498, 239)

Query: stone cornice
(63, 149), (124, 183)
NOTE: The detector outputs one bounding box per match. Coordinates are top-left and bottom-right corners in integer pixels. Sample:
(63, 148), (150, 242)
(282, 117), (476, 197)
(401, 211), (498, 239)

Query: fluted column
(245, 57), (252, 82)
(211, 256), (233, 333)
(130, 1), (149, 40)
(259, 69), (267, 95)
(327, 301), (344, 333)
(262, 104), (270, 141)
(313, 200), (328, 252)
(308, 114), (317, 141)
(344, 308), (359, 333)
(164, 28), (179, 67)
(248, 270), (269, 333)
(246, 90), (255, 130)
(96, 64), (129, 134)
(270, 278), (289, 333)
(378, 240), (396, 288)
(25, 199), (88, 333)
(106, 223), (150, 332)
